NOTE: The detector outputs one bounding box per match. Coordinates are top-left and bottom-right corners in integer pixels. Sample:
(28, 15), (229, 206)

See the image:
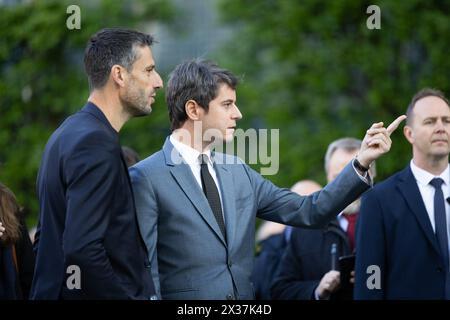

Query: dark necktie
(344, 213), (358, 252)
(429, 177), (450, 298)
(199, 154), (227, 240)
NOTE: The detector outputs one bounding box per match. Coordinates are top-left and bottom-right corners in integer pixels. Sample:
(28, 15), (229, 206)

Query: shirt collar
(410, 159), (450, 187)
(169, 134), (212, 166)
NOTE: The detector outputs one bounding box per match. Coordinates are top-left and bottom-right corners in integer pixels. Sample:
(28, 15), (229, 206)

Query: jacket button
(226, 294), (234, 300)
(228, 261), (232, 268)
(144, 261), (151, 268)
(437, 267), (444, 273)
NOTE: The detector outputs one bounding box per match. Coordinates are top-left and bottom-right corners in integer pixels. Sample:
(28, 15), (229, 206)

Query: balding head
(290, 180), (322, 196)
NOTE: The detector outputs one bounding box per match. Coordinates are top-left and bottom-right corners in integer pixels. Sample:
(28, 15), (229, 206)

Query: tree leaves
(216, 0), (450, 187)
(0, 0), (174, 225)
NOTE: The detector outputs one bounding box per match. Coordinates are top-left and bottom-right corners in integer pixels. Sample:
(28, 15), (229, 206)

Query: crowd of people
(1, 27), (449, 300)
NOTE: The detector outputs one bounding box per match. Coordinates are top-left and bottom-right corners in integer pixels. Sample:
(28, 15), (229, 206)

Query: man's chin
(222, 131), (237, 143)
(132, 105), (152, 117)
(430, 150), (450, 159)
(223, 136), (234, 144)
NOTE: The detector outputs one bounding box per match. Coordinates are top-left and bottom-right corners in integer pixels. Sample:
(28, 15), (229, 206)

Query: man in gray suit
(130, 59), (405, 300)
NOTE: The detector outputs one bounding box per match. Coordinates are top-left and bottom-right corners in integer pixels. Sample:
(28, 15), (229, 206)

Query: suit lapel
(215, 162), (236, 250)
(397, 166), (441, 255)
(163, 139), (227, 246)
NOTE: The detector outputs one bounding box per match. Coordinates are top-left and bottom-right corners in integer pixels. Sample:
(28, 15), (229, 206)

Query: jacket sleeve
(62, 130), (128, 299)
(354, 190), (385, 299)
(246, 161), (370, 228)
(129, 165), (161, 299)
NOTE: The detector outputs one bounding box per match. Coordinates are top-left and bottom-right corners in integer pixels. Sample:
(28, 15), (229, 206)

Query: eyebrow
(423, 116), (450, 121)
(221, 99), (234, 104)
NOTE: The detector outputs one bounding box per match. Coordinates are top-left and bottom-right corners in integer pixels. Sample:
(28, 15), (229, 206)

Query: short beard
(122, 80), (151, 117)
(125, 100), (151, 117)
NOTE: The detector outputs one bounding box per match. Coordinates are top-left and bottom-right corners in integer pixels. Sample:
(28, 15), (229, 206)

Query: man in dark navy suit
(355, 88), (450, 299)
(30, 28), (163, 299)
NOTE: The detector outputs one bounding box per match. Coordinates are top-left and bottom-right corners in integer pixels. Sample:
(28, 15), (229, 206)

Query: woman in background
(0, 183), (35, 299)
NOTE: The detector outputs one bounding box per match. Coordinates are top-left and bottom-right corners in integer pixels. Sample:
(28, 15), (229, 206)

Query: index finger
(386, 115), (407, 135)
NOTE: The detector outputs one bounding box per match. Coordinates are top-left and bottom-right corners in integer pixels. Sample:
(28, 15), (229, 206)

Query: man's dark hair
(406, 88), (450, 125)
(84, 28), (154, 90)
(165, 59), (238, 131)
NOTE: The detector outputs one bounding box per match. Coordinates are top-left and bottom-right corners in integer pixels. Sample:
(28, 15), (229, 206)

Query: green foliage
(3, 0), (450, 230)
(0, 0), (174, 226)
(217, 0), (450, 187)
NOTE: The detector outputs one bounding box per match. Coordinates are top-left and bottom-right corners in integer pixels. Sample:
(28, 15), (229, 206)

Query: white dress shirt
(169, 135), (225, 220)
(338, 213), (349, 232)
(410, 160), (450, 239)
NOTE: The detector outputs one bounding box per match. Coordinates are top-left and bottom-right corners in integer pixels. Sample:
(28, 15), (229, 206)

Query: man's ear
(185, 100), (202, 121)
(110, 64), (126, 87)
(403, 125), (414, 144)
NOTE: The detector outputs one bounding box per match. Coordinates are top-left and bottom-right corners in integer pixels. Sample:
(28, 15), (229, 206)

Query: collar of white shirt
(410, 159), (450, 187)
(169, 135), (213, 166)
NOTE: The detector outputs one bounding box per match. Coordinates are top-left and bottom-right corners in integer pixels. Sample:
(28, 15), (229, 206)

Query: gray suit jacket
(130, 138), (369, 300)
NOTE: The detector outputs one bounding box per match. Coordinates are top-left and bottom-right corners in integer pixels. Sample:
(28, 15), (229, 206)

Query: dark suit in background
(252, 232), (287, 300)
(31, 102), (155, 299)
(355, 166), (447, 299)
(271, 220), (353, 300)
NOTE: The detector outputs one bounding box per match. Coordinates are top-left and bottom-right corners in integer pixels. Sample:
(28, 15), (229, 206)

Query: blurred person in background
(0, 182), (35, 300)
(252, 180), (322, 300)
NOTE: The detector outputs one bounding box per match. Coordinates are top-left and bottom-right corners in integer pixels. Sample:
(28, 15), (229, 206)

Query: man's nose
(153, 71), (163, 90)
(233, 105), (243, 120)
(435, 119), (446, 132)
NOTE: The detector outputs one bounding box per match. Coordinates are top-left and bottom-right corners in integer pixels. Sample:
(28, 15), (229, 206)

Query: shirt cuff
(314, 288), (320, 300)
(352, 159), (373, 186)
(314, 287), (331, 300)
